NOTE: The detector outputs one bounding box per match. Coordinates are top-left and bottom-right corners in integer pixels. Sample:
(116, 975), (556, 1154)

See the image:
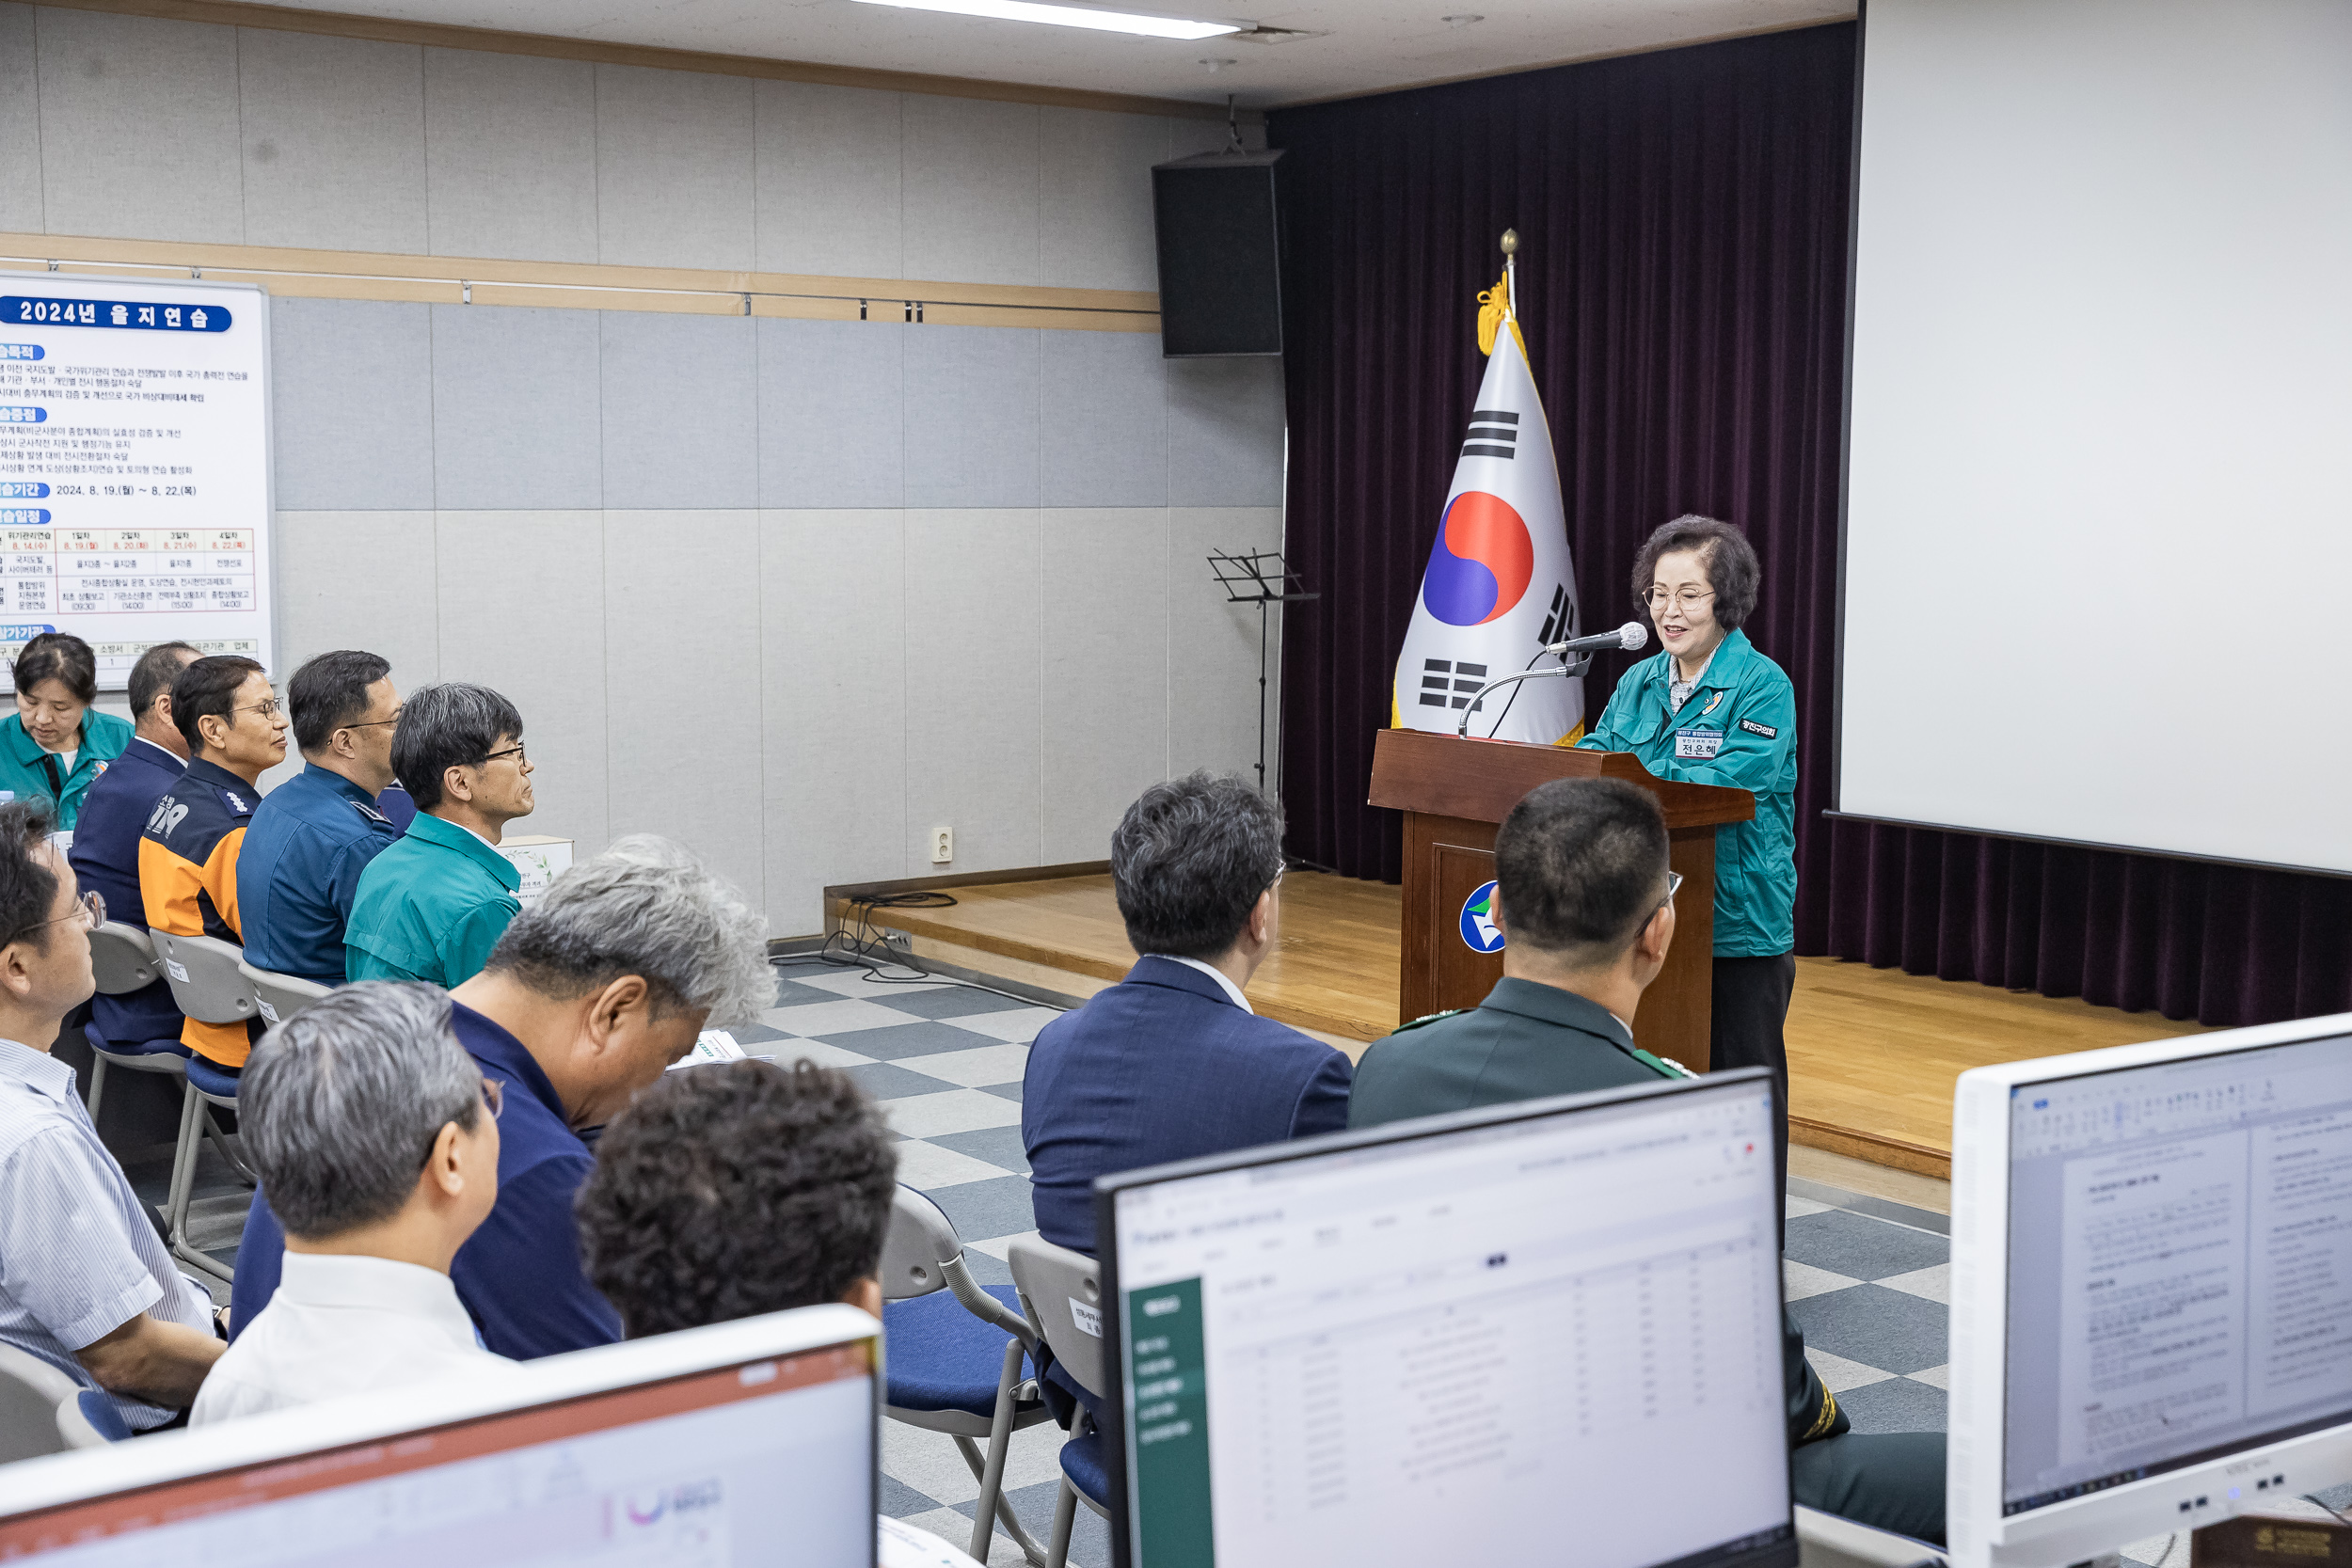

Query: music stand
(1207, 550), (1317, 795)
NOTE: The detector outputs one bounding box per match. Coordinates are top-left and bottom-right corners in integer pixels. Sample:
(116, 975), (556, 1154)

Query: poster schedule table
(0, 276), (274, 688)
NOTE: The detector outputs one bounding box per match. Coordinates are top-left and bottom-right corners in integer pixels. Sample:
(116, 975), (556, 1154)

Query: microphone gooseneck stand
(1454, 651), (1593, 740)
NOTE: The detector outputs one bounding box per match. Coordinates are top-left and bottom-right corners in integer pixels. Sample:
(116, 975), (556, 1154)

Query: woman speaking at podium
(1578, 515), (1798, 1148)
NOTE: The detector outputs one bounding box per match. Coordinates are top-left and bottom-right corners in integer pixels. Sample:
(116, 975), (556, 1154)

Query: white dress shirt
(1152, 955), (1254, 1014)
(190, 1252), (509, 1426)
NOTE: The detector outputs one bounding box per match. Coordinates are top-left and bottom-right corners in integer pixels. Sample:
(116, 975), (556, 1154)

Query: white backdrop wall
(0, 3), (1290, 931)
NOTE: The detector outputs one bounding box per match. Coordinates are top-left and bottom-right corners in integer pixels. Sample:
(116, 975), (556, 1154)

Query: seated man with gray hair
(230, 835), (773, 1360)
(191, 983), (504, 1426)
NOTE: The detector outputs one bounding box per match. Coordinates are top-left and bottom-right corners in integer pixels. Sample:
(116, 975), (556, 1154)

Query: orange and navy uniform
(138, 758), (261, 1068)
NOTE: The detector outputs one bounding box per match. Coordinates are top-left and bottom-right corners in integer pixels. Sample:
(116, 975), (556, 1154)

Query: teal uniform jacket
(0, 710), (132, 831)
(1579, 627), (1797, 957)
(343, 812), (522, 988)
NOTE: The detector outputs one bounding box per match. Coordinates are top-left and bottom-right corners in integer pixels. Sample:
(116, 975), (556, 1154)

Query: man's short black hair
(289, 650), (391, 754)
(1492, 778), (1672, 963)
(11, 632), (97, 705)
(575, 1061), (898, 1338)
(390, 682), (522, 812)
(0, 798), (60, 952)
(126, 641), (199, 721)
(1109, 771), (1285, 960)
(171, 656), (265, 754)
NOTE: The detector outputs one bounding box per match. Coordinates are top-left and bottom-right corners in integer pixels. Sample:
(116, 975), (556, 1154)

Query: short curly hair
(575, 1060), (898, 1338)
(1629, 515), (1761, 630)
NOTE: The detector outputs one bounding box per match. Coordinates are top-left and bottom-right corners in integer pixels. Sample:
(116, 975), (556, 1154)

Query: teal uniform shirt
(343, 812), (522, 988)
(0, 710), (132, 831)
(1579, 628), (1797, 957)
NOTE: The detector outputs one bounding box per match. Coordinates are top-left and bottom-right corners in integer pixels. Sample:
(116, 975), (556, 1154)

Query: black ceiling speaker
(1151, 148), (1285, 358)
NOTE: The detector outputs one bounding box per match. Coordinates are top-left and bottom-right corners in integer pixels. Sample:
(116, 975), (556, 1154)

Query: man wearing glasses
(344, 682), (534, 989)
(138, 655), (291, 1069)
(191, 982), (507, 1425)
(236, 651), (407, 988)
(0, 799), (226, 1433)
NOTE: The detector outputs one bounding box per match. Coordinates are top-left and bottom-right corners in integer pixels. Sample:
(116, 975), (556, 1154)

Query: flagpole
(1502, 228), (1521, 327)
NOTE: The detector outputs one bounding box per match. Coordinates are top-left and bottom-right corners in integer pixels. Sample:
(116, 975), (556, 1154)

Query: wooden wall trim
(0, 233), (1161, 332)
(34, 0), (1253, 120)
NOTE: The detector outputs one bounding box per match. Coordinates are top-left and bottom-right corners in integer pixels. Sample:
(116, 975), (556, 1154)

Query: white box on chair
(499, 835), (572, 908)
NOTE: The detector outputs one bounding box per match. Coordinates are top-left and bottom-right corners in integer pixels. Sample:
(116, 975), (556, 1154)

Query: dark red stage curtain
(1267, 23), (2352, 1027)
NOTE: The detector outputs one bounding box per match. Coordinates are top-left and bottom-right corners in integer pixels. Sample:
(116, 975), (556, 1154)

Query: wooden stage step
(829, 869), (2207, 1180)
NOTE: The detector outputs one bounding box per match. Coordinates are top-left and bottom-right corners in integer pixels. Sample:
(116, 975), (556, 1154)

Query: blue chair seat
(883, 1287), (1038, 1418)
(185, 1056), (242, 1098)
(1059, 1423), (1109, 1507)
(84, 1022), (189, 1060)
(76, 1389), (132, 1443)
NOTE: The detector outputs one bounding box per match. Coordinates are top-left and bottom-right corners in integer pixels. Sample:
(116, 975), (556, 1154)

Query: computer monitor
(1095, 1068), (1796, 1568)
(0, 1303), (879, 1566)
(1948, 1013), (2352, 1568)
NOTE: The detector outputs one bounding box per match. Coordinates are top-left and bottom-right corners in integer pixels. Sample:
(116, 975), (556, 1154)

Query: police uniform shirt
(68, 737), (187, 1048)
(1579, 627), (1798, 957)
(343, 813), (523, 989)
(236, 763), (403, 987)
(137, 757), (260, 1068)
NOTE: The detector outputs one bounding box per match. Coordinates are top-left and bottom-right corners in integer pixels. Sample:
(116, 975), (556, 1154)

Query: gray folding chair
(82, 922), (192, 1129)
(1006, 1236), (1110, 1568)
(881, 1184), (1055, 1565)
(151, 930), (260, 1283)
(1794, 1506), (1944, 1567)
(237, 959), (333, 1028)
(0, 1344), (101, 1463)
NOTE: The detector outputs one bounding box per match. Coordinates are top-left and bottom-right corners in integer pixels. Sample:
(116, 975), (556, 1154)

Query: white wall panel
(595, 64), (755, 272)
(903, 325), (1040, 509)
(1040, 108), (1166, 293)
(902, 509), (1042, 877)
(430, 305), (603, 510)
(1168, 506), (1284, 784)
(236, 30), (427, 254)
(0, 6), (44, 233)
(605, 511), (764, 899)
(272, 297), (436, 511)
(755, 80), (902, 280)
(1041, 509), (1168, 863)
(35, 8), (243, 243)
(901, 95), (1041, 286)
(435, 511), (608, 853)
(601, 312), (758, 509)
(762, 509), (907, 933)
(422, 48), (597, 262)
(1169, 356), (1287, 507)
(1041, 330), (1166, 508)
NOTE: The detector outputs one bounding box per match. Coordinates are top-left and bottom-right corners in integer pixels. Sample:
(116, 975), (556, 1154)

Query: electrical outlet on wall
(930, 827), (953, 865)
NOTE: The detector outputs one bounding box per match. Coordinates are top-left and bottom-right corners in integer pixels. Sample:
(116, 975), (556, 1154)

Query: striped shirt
(0, 1037), (216, 1431)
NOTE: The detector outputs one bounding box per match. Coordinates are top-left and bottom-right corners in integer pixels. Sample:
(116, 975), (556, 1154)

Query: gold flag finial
(1501, 228), (1518, 257)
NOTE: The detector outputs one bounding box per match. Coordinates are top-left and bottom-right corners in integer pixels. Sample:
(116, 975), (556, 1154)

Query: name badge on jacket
(1676, 728), (1724, 761)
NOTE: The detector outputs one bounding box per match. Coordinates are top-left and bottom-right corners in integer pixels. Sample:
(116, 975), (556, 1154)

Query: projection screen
(1839, 0), (2352, 875)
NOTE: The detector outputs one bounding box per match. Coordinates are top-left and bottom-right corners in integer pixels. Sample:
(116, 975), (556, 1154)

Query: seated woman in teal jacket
(0, 632), (133, 831)
(1578, 515), (1798, 1164)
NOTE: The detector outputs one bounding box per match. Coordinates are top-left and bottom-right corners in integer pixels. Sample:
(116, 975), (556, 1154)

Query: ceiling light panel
(851, 0), (1249, 40)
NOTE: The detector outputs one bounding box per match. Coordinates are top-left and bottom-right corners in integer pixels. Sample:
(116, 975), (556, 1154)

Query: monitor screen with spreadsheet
(1947, 1015), (2352, 1568)
(1096, 1069), (1794, 1568)
(0, 1305), (878, 1568)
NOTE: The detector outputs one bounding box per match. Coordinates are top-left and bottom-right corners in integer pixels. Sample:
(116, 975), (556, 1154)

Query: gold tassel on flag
(1476, 230), (1529, 360)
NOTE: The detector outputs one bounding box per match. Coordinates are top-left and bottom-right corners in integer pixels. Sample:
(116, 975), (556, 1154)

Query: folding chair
(882, 1184), (1055, 1566)
(1006, 1237), (1111, 1568)
(237, 958), (333, 1028)
(0, 1344), (111, 1462)
(150, 930), (260, 1283)
(82, 922), (193, 1129)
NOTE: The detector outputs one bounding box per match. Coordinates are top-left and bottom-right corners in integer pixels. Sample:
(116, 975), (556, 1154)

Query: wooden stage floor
(840, 869), (2207, 1180)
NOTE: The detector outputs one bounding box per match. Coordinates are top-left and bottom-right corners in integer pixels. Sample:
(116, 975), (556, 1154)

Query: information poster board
(0, 274), (273, 690)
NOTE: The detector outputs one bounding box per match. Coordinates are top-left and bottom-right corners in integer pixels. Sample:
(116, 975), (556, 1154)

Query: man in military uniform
(1350, 777), (1945, 1546)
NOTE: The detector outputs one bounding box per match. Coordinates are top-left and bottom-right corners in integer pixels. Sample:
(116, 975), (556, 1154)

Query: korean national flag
(1391, 287), (1583, 745)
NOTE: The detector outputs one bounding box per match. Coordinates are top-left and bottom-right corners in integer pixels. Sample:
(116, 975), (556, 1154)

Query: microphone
(1546, 621), (1648, 657)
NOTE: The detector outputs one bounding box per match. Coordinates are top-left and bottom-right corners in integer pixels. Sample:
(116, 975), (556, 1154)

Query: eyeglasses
(234, 699), (284, 721)
(341, 713), (401, 733)
(1644, 587), (1716, 613)
(480, 1077), (505, 1120)
(2, 888), (103, 949)
(1657, 871), (1684, 916)
(476, 744), (528, 768)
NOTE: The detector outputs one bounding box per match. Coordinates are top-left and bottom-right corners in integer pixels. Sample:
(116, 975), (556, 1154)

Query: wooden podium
(1366, 729), (1756, 1070)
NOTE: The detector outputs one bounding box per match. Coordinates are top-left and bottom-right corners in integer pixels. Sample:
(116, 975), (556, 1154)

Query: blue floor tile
(928, 1175), (1040, 1244)
(771, 975), (843, 1009)
(978, 1082), (1024, 1103)
(820, 1021), (1009, 1061)
(1784, 1209), (1948, 1282)
(880, 1471), (942, 1519)
(1836, 1377), (1947, 1435)
(1791, 1284), (1947, 1375)
(846, 1061), (964, 1101)
(875, 986), (1042, 1021)
(930, 1125), (1030, 1174)
(958, 1478), (1108, 1568)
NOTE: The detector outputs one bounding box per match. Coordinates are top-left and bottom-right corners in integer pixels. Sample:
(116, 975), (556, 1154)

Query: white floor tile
(895, 1140), (1025, 1191)
(2120, 1531), (2189, 1568)
(907, 1043), (1033, 1089)
(790, 969), (954, 1000)
(1907, 1364), (1950, 1390)
(938, 1007), (1062, 1044)
(1784, 1195), (1833, 1218)
(1806, 1348), (1897, 1394)
(763, 998), (931, 1036)
(1878, 1263), (1949, 1304)
(966, 1229), (1039, 1261)
(1783, 1260), (1861, 1301)
(884, 1417), (1069, 1511)
(751, 1038), (878, 1069)
(882, 1089), (1029, 1139)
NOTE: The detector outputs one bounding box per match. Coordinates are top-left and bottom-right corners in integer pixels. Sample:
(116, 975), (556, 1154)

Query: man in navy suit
(1024, 771), (1352, 1254)
(68, 641), (199, 1052)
